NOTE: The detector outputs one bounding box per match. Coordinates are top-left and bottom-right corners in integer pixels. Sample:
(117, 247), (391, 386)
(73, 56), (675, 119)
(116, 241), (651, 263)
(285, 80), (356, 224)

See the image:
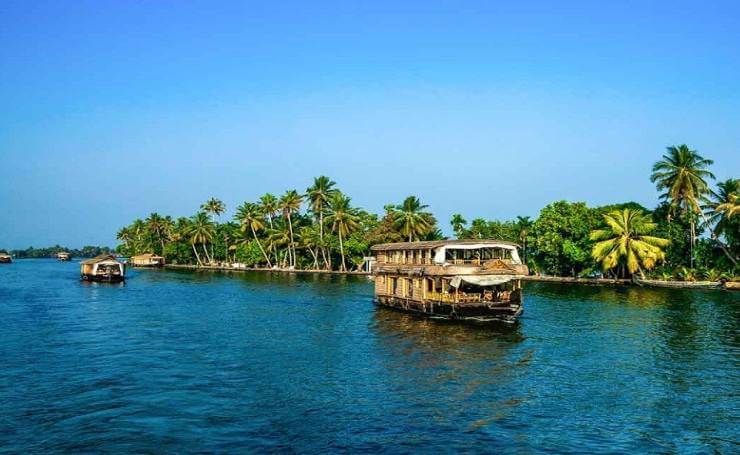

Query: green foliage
(113, 160), (735, 276)
(532, 201), (599, 276)
(590, 209), (670, 277)
(12, 245), (113, 259)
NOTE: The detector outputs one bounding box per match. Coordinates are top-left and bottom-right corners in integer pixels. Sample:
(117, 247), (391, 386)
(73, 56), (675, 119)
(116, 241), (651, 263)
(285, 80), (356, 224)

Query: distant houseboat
(371, 240), (528, 323)
(80, 254), (125, 282)
(129, 253), (165, 267)
(56, 251), (71, 261)
(0, 253), (11, 264)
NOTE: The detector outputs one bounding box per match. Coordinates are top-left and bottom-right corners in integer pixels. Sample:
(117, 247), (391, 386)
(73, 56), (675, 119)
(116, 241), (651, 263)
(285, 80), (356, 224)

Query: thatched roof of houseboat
(0, 253), (11, 258)
(370, 239), (520, 252)
(80, 254), (119, 265)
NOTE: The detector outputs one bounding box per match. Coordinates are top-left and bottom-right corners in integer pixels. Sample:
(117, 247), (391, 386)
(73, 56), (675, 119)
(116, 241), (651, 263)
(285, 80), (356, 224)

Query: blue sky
(1, 0), (739, 249)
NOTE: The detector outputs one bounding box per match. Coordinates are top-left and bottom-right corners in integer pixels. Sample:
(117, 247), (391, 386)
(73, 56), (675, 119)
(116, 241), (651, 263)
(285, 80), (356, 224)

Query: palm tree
(515, 216), (533, 263)
(450, 214), (467, 239)
(279, 190), (302, 267)
(201, 198), (226, 223)
(650, 144), (714, 267)
(306, 176), (338, 269)
(326, 193), (360, 271)
(116, 227), (131, 245)
(590, 209), (670, 278)
(393, 196), (433, 242)
(130, 219), (147, 254)
(146, 213), (167, 255)
(717, 193), (740, 219)
(298, 225), (322, 269)
(235, 202), (272, 267)
(186, 212), (215, 265)
(266, 226), (291, 268)
(259, 193), (280, 263)
(703, 178), (739, 265)
(201, 198), (226, 261)
(259, 193), (279, 229)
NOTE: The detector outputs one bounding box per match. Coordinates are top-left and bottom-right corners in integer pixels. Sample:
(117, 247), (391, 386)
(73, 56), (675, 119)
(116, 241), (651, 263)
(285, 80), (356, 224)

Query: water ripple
(0, 260), (738, 453)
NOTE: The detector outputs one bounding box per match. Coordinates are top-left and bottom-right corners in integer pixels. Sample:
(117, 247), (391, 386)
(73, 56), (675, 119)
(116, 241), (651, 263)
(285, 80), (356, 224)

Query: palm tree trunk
(287, 213), (295, 267)
(201, 241), (213, 264)
(319, 210), (330, 270)
(192, 243), (202, 266)
(339, 229), (346, 272)
(690, 220), (695, 268)
(251, 226), (272, 267)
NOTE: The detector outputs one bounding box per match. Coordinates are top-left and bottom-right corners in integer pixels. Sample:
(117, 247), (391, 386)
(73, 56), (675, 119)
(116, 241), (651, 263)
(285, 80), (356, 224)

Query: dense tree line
(452, 145), (738, 280)
(7, 245), (113, 259)
(117, 145), (738, 280)
(117, 178), (442, 271)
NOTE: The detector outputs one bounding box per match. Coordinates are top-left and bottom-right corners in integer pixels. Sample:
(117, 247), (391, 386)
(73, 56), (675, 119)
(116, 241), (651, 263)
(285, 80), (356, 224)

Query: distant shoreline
(164, 263), (371, 276)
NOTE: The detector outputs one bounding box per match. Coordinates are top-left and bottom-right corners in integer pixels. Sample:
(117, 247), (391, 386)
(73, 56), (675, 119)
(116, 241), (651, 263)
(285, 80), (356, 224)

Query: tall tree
(186, 212), (215, 265)
(235, 202), (272, 267)
(279, 190), (303, 267)
(116, 227), (132, 254)
(590, 209), (670, 278)
(450, 214), (467, 239)
(259, 193), (279, 228)
(326, 193), (360, 271)
(650, 144), (715, 267)
(306, 176), (338, 269)
(393, 196), (433, 242)
(267, 225), (291, 268)
(515, 216), (533, 263)
(201, 198), (226, 223)
(259, 193), (280, 263)
(145, 212), (167, 255)
(703, 178), (739, 265)
(201, 198), (226, 261)
(298, 225), (322, 269)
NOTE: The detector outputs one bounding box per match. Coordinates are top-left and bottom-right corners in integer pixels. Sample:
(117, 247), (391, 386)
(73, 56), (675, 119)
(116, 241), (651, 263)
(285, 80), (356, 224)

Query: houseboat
(80, 254), (125, 282)
(371, 240), (528, 323)
(129, 253), (165, 267)
(0, 253), (12, 263)
(56, 251), (71, 261)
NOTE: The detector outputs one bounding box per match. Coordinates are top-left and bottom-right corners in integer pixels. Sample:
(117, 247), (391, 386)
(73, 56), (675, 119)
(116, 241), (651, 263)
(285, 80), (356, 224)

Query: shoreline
(160, 264), (736, 290)
(164, 263), (371, 276)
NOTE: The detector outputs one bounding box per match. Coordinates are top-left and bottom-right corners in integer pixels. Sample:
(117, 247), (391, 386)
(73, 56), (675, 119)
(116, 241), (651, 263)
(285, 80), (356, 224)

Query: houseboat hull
(81, 274), (125, 282)
(0, 258), (11, 264)
(375, 294), (523, 324)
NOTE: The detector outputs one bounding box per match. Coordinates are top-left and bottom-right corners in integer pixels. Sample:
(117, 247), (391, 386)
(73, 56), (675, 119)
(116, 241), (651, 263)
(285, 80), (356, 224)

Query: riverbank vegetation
(116, 145), (737, 280)
(4, 245), (113, 259)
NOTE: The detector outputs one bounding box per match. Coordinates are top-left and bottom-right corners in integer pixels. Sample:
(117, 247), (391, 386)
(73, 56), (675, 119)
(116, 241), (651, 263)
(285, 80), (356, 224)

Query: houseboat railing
(423, 291), (513, 304)
(376, 258), (514, 266)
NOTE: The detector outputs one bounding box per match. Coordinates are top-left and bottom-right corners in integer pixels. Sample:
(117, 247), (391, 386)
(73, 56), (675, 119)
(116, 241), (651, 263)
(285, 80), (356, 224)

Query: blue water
(0, 259), (737, 453)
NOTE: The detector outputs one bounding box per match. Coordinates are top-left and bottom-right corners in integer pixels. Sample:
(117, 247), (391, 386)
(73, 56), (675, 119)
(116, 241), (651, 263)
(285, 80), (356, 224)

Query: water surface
(0, 260), (737, 452)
